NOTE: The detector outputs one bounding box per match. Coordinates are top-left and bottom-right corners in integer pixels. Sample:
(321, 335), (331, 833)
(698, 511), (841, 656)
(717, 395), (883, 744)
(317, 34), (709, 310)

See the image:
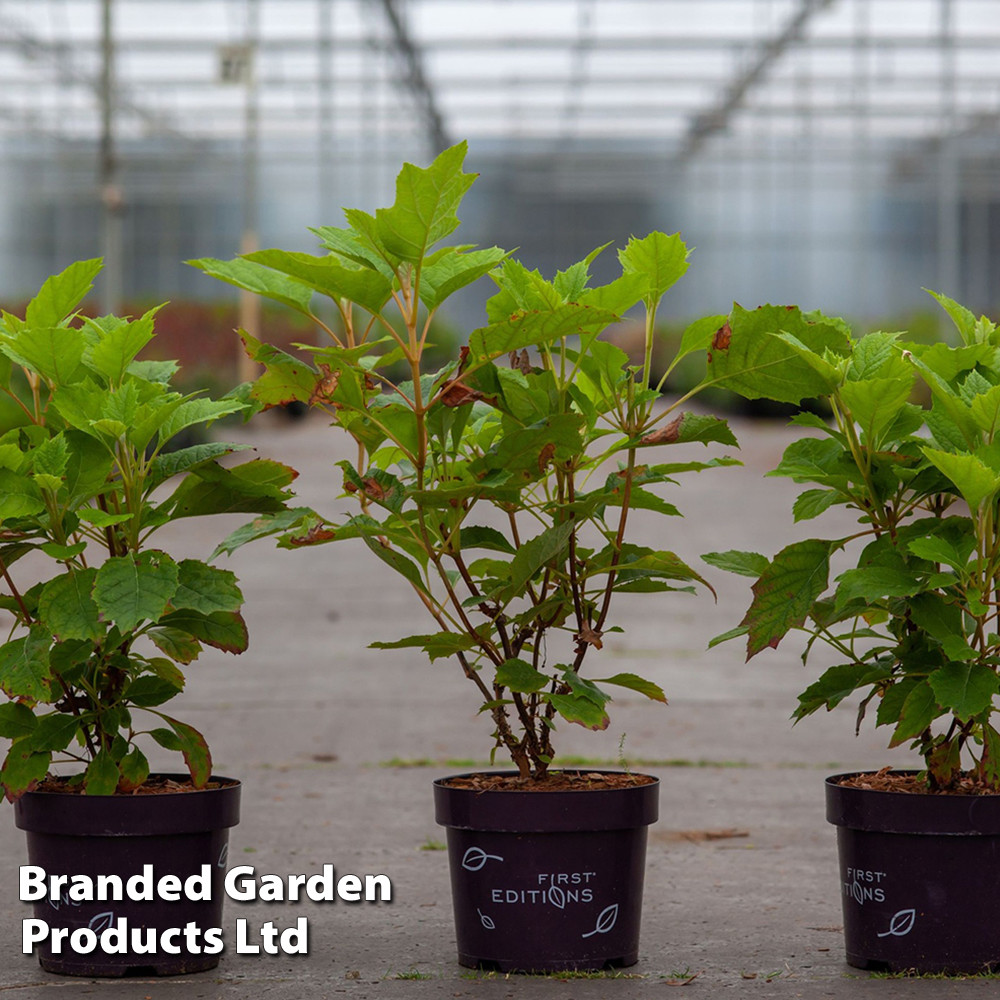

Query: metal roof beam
(372, 0), (449, 152)
(676, 0), (835, 163)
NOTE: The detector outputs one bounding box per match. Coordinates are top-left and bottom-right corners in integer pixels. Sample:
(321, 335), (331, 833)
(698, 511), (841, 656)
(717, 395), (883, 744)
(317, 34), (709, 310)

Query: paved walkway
(0, 412), (973, 999)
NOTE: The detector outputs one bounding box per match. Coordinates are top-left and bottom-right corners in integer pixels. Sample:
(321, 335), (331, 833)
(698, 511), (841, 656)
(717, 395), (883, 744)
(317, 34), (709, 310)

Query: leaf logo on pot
(88, 911), (115, 933)
(477, 908), (496, 930)
(548, 885), (566, 909)
(877, 908), (916, 938)
(461, 846), (503, 871)
(581, 903), (619, 938)
(218, 843), (229, 868)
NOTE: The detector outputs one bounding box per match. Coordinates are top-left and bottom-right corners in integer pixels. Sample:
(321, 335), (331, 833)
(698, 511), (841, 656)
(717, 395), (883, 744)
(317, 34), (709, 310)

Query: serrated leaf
(617, 231), (689, 303)
(922, 447), (1000, 511)
(149, 441), (252, 489)
(0, 625), (51, 700)
(0, 469), (44, 519)
(707, 625), (749, 648)
(1, 746), (51, 801)
(84, 750), (120, 796)
(188, 257), (315, 315)
(834, 566), (924, 609)
(590, 672), (667, 703)
(928, 662), (1000, 721)
(126, 675), (183, 708)
(839, 376), (914, 442)
(793, 488), (839, 522)
(119, 747), (149, 791)
(375, 141), (476, 263)
(38, 568), (103, 642)
(25, 259), (102, 329)
(93, 552), (179, 633)
(794, 662), (889, 719)
(702, 550), (768, 579)
(467, 304), (619, 364)
(495, 658), (549, 694)
(27, 712), (81, 752)
(889, 681), (940, 747)
(706, 304), (851, 404)
(157, 610), (248, 654)
(459, 525), (516, 555)
(908, 592), (976, 661)
(418, 246), (509, 309)
(508, 522), (573, 594)
(369, 632), (478, 662)
(148, 627), (203, 664)
(547, 692), (609, 730)
(926, 288), (978, 344)
(638, 412), (738, 448)
(171, 560), (243, 615)
(0, 701), (36, 739)
(154, 713), (211, 787)
(741, 540), (833, 658)
(82, 308), (158, 386)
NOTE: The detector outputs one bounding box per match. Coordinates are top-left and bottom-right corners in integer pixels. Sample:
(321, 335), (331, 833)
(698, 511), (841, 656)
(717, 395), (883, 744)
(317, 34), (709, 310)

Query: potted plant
(0, 260), (295, 976)
(192, 142), (760, 972)
(704, 294), (1000, 973)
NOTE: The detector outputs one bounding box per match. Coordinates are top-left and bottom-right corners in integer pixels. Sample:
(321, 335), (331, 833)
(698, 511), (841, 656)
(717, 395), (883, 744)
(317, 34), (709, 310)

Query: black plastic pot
(434, 771), (659, 972)
(14, 774), (241, 977)
(826, 771), (1000, 973)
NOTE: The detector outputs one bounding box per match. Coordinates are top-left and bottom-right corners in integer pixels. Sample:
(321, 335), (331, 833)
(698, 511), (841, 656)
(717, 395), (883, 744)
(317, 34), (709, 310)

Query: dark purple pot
(827, 771), (1000, 974)
(434, 771), (659, 973)
(14, 774), (240, 977)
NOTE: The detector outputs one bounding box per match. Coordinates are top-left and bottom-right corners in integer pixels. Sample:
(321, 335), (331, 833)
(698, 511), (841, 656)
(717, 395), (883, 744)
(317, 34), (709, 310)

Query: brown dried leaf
(440, 380), (484, 408)
(363, 477), (385, 501)
(577, 625), (604, 650)
(712, 320), (732, 351)
(309, 369), (339, 406)
(537, 441), (556, 473)
(640, 415), (683, 446)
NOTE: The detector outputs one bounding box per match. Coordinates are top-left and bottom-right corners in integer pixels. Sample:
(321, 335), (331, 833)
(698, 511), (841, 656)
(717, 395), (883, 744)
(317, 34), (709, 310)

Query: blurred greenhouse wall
(0, 0), (997, 332)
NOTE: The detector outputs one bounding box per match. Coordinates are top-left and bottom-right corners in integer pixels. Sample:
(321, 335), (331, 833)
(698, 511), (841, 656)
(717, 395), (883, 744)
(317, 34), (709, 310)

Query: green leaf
(793, 489), (840, 522)
(741, 540), (833, 658)
(547, 692), (609, 730)
(848, 331), (908, 381)
(1, 746), (51, 800)
(706, 304), (851, 404)
(85, 750), (120, 795)
(157, 610), (248, 654)
(150, 727), (183, 752)
(969, 384), (1000, 439)
(577, 272), (649, 315)
(76, 509), (132, 528)
(375, 141), (476, 263)
(27, 712), (81, 752)
(362, 536), (430, 596)
(889, 681), (941, 747)
(171, 560), (243, 615)
(188, 257), (315, 316)
(157, 397), (247, 446)
(148, 627), (203, 664)
(839, 376), (914, 442)
(369, 632), (478, 662)
(82, 308), (158, 386)
(0, 625), (52, 700)
(0, 701), (36, 739)
(119, 747), (150, 790)
(794, 662), (888, 719)
(25, 259), (102, 329)
(834, 566), (924, 609)
(149, 442), (252, 488)
(701, 550), (768, 579)
(93, 552), (179, 633)
(0, 469), (44, 519)
(38, 569), (103, 642)
(675, 314), (727, 365)
(495, 658), (549, 694)
(922, 447), (1000, 510)
(926, 288), (978, 344)
(908, 593), (976, 661)
(243, 248), (394, 315)
(126, 675), (183, 708)
(155, 713), (212, 787)
(707, 625), (749, 649)
(907, 535), (970, 572)
(2, 327), (87, 385)
(617, 231), (689, 303)
(467, 303), (619, 364)
(459, 525), (516, 555)
(508, 522), (574, 594)
(418, 246), (509, 309)
(590, 672), (667, 703)
(928, 662), (1000, 722)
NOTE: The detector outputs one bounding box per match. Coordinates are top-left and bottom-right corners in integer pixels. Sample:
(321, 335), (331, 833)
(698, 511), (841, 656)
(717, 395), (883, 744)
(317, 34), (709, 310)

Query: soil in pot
(435, 770), (659, 973)
(827, 770), (1000, 974)
(15, 773), (241, 977)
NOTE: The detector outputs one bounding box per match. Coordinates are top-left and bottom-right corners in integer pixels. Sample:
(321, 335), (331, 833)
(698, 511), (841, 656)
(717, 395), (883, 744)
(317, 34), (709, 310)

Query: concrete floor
(0, 411), (982, 999)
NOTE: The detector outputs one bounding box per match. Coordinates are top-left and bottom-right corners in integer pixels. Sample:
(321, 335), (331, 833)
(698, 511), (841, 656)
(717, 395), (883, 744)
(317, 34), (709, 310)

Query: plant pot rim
(434, 769), (659, 833)
(14, 772), (241, 837)
(826, 770), (1000, 836)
